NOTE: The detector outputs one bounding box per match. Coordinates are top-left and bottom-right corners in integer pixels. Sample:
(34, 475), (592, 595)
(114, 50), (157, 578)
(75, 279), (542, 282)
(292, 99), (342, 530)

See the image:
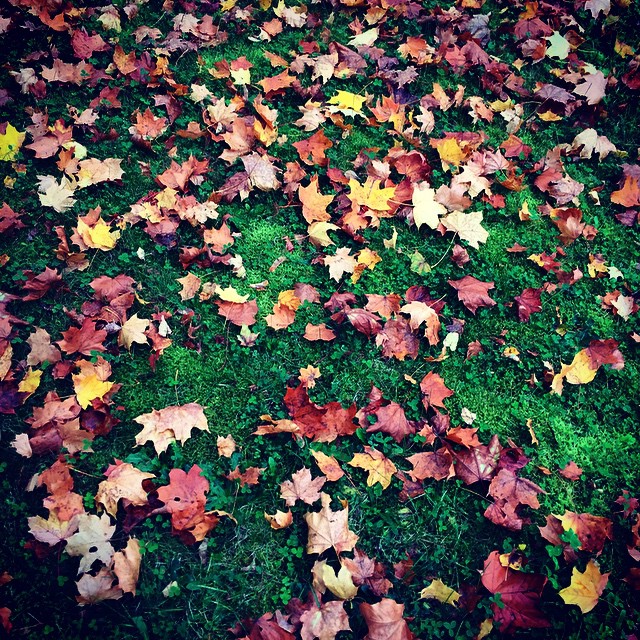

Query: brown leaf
(451, 435), (502, 484)
(156, 465), (217, 542)
(448, 276), (496, 314)
(300, 599), (350, 640)
(360, 599), (415, 640)
(304, 493), (358, 555)
(375, 318), (419, 360)
(407, 449), (454, 481)
(311, 450), (344, 481)
(420, 372), (454, 409)
(280, 467), (326, 506)
(95, 460), (155, 517)
(226, 466), (264, 487)
(112, 538), (141, 595)
(134, 403), (209, 455)
(216, 299), (259, 326)
(57, 319), (107, 356)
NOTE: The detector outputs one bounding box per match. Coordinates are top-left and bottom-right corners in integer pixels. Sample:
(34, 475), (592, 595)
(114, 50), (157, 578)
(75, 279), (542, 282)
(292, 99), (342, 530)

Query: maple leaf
(611, 175), (640, 207)
(26, 327), (61, 366)
(348, 178), (396, 213)
(72, 357), (114, 410)
(216, 435), (236, 457)
(38, 175), (76, 212)
(365, 401), (415, 443)
(304, 493), (358, 555)
(58, 319), (107, 356)
(308, 221), (340, 248)
(95, 460), (155, 517)
(441, 210), (488, 249)
(76, 568), (122, 606)
(348, 447), (397, 490)
(156, 156), (209, 191)
(555, 510), (614, 554)
(420, 579), (460, 606)
(488, 469), (545, 510)
(515, 288), (543, 322)
(451, 435), (502, 484)
(400, 301), (440, 345)
(407, 449), (454, 481)
(410, 182), (445, 231)
(481, 551), (549, 632)
(280, 467), (326, 506)
(76, 158), (124, 188)
(299, 177), (333, 223)
(118, 314), (149, 350)
(375, 318), (419, 360)
(325, 247), (357, 282)
(112, 538), (141, 595)
(134, 403), (209, 455)
(300, 599), (351, 640)
(0, 123), (25, 161)
(73, 208), (120, 251)
(420, 372), (454, 409)
(28, 512), (80, 546)
(226, 466), (264, 487)
(264, 509), (293, 530)
(66, 512), (116, 573)
(574, 71), (607, 105)
(176, 273), (201, 301)
(294, 130), (333, 167)
(448, 276), (496, 314)
(327, 90), (367, 117)
(559, 560), (609, 613)
(311, 450), (344, 481)
(360, 599), (415, 640)
(303, 323), (336, 341)
(216, 299), (259, 326)
(313, 560), (358, 600)
(545, 32), (571, 59)
(242, 152), (281, 191)
(156, 465), (218, 542)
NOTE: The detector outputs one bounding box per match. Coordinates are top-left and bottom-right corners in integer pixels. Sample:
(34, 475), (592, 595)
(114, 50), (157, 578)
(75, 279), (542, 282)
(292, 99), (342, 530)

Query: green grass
(1, 0), (640, 637)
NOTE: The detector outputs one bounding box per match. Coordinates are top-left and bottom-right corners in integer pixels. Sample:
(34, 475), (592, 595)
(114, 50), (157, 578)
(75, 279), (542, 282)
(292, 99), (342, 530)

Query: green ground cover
(0, 0), (639, 637)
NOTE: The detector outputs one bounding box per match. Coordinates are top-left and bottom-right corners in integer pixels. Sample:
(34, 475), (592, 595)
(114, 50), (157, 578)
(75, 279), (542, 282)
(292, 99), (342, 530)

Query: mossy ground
(0, 0), (639, 638)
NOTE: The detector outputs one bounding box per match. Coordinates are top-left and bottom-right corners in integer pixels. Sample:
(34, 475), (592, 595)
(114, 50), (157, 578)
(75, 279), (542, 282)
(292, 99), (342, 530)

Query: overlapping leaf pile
(0, 0), (639, 637)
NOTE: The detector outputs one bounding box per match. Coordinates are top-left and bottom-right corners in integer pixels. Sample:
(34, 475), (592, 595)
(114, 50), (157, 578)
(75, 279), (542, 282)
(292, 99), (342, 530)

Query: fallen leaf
(348, 447), (397, 490)
(304, 493), (358, 555)
(559, 560), (609, 613)
(134, 403), (209, 455)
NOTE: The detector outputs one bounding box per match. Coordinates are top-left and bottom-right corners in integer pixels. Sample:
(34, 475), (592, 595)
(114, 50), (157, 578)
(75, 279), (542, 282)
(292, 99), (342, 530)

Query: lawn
(0, 0), (639, 638)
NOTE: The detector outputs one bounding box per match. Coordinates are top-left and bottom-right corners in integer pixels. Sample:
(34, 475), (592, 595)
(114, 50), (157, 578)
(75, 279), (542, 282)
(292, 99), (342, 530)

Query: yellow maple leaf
(308, 221), (339, 248)
(327, 90), (367, 117)
(348, 178), (396, 212)
(551, 349), (597, 394)
(0, 123), (26, 161)
(18, 368), (42, 395)
(73, 371), (114, 409)
(420, 579), (460, 606)
(76, 216), (120, 251)
(433, 137), (465, 168)
(314, 560), (358, 600)
(348, 446), (397, 489)
(559, 560), (609, 613)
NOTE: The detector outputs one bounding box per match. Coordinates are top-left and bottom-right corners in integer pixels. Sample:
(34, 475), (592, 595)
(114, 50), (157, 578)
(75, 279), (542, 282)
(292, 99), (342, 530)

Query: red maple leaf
(448, 276), (496, 314)
(57, 319), (107, 356)
(481, 551), (549, 633)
